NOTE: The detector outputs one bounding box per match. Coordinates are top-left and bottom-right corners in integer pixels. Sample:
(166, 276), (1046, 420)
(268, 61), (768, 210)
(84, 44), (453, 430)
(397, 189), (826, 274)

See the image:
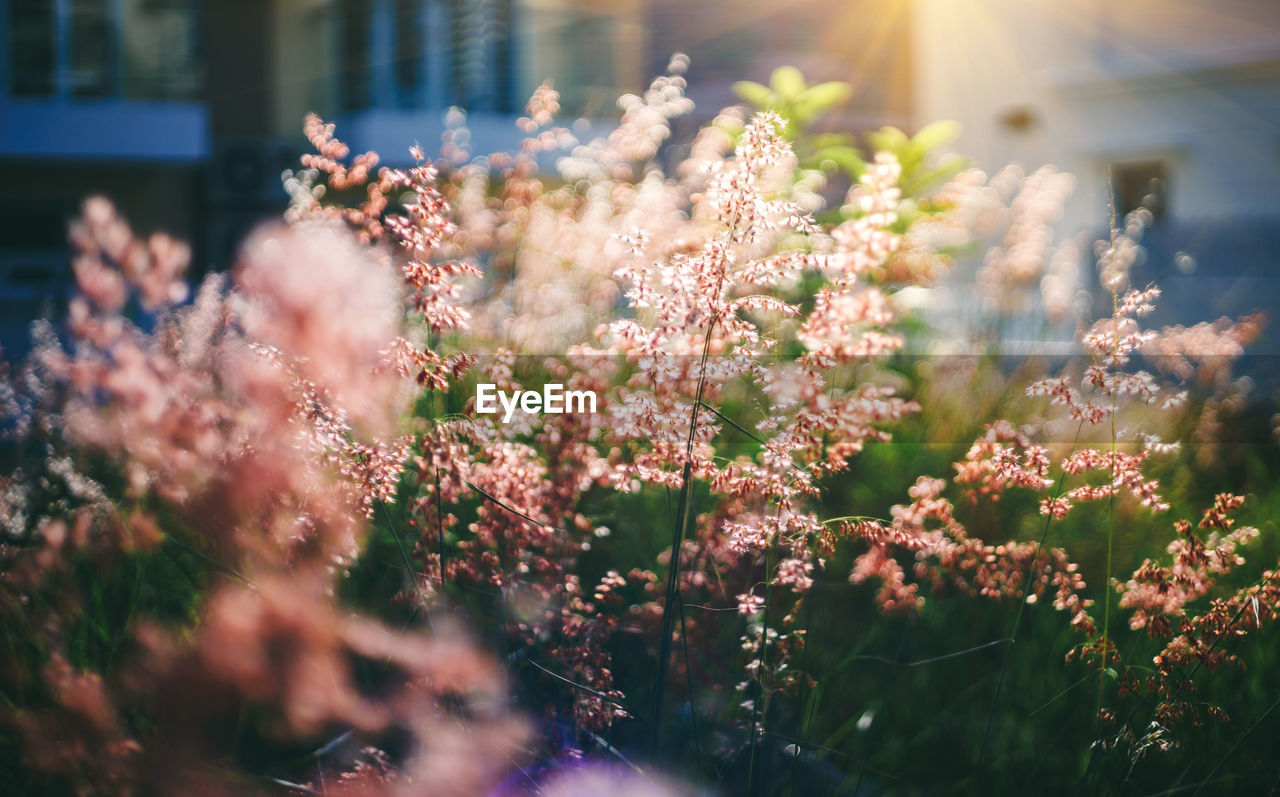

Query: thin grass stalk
(434, 465), (446, 604)
(1098, 237), (1122, 723)
(675, 591), (707, 779)
(970, 420), (1085, 792)
(850, 613), (914, 796)
(792, 591), (813, 795)
(650, 460), (693, 763)
(1080, 566), (1280, 793)
(380, 502), (426, 611)
(1190, 695), (1280, 796)
(648, 244), (727, 760)
(748, 527), (781, 796)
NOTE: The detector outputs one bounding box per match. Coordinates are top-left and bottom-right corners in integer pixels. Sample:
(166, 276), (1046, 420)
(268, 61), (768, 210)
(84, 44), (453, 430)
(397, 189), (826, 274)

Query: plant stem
(649, 239), (727, 760)
(649, 458), (694, 763)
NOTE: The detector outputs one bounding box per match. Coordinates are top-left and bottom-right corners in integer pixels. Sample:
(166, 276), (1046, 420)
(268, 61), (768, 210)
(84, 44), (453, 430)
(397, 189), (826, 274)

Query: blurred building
(0, 0), (286, 349)
(7, 0), (1276, 354)
(913, 0), (1280, 332)
(0, 0), (916, 354)
(1, 0), (198, 347)
(295, 0), (649, 167)
(0, 1), (645, 351)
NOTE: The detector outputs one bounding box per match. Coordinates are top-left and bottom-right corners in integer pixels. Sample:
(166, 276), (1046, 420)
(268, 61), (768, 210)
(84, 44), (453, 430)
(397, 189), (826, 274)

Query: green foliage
(866, 119), (966, 196)
(733, 67), (851, 137)
(734, 66), (967, 197)
(734, 67), (864, 180)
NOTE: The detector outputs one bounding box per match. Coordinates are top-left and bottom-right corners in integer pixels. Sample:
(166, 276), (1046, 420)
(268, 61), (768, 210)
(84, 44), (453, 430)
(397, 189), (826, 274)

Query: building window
(555, 12), (615, 118)
(9, 0), (56, 96)
(340, 0), (373, 111)
(5, 0), (200, 100)
(1110, 160), (1168, 223)
(336, 0), (513, 114)
(68, 0), (114, 97)
(120, 0), (201, 99)
(519, 4), (636, 119)
(448, 0), (513, 112)
(393, 0), (423, 104)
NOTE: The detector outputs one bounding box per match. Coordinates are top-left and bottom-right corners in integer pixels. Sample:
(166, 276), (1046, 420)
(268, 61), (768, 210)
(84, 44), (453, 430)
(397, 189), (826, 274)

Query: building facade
(0, 0), (914, 353)
(913, 0), (1280, 334)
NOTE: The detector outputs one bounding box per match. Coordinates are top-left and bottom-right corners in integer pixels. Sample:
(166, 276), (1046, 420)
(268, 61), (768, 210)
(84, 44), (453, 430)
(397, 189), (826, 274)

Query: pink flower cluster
(2, 59), (1271, 790)
(0, 184), (526, 794)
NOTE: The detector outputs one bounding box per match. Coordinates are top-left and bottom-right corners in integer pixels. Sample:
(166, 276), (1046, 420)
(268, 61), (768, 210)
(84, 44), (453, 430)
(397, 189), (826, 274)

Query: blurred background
(1, 0), (1278, 353)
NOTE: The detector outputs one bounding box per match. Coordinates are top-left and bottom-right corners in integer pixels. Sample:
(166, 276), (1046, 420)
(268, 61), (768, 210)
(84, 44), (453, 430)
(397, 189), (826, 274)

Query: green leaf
(813, 147), (865, 177)
(911, 119), (961, 153)
(867, 126), (909, 154)
(895, 198), (920, 226)
(902, 156), (968, 194)
(733, 80), (775, 109)
(898, 145), (926, 172)
(807, 132), (858, 149)
(797, 81), (851, 114)
(769, 66), (807, 100)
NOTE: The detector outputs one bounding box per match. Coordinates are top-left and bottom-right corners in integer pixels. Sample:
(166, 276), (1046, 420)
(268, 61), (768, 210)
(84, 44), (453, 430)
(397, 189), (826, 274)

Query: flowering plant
(1, 62), (1274, 795)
